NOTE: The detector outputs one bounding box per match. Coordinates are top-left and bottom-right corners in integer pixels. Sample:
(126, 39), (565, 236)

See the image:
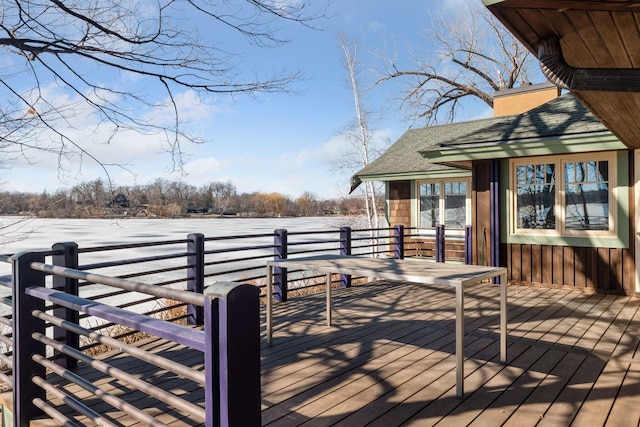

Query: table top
(268, 255), (506, 287)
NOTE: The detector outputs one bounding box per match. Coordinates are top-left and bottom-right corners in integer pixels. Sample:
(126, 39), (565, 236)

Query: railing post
(490, 159), (501, 283)
(204, 283), (260, 427)
(465, 226), (473, 265)
(436, 224), (445, 263)
(52, 242), (79, 370)
(12, 251), (46, 426)
(339, 227), (352, 288)
(393, 225), (405, 260)
(187, 233), (205, 325)
(273, 229), (288, 302)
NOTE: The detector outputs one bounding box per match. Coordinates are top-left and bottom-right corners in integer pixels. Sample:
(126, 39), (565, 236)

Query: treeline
(0, 178), (382, 219)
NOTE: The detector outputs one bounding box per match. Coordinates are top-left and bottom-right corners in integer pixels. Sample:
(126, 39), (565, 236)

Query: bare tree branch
(376, 1), (537, 125)
(0, 0), (327, 180)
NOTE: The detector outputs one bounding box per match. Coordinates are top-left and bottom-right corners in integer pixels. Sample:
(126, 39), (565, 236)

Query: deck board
(29, 280), (640, 426)
(262, 281), (640, 427)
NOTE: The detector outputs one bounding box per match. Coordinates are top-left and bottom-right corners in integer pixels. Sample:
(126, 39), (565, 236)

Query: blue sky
(6, 0), (486, 199)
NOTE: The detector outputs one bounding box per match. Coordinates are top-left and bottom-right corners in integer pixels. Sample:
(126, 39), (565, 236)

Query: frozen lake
(0, 216), (354, 253)
(0, 216), (369, 314)
(0, 215), (362, 277)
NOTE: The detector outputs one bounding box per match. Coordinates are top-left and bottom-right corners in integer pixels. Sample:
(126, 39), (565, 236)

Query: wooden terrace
(41, 279), (639, 426)
(1, 228), (638, 426)
(261, 280), (639, 426)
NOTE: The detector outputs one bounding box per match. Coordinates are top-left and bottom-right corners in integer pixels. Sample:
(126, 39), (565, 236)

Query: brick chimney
(493, 81), (561, 117)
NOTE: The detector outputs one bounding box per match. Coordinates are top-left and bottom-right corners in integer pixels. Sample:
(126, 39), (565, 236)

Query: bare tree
(208, 181), (238, 215)
(377, 1), (537, 125)
(295, 191), (319, 216)
(0, 1), (326, 176)
(337, 34), (388, 248)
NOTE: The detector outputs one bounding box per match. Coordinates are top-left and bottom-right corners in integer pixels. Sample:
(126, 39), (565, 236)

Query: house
(354, 82), (637, 295)
(479, 1), (640, 295)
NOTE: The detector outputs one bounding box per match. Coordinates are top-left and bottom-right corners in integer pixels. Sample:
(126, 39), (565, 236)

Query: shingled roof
(355, 94), (608, 181)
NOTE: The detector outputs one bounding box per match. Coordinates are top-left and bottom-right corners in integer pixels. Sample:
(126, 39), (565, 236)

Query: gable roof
(355, 93), (617, 183)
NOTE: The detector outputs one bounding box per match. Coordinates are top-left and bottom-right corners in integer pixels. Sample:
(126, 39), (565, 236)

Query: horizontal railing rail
(0, 221), (472, 425)
(11, 251), (259, 427)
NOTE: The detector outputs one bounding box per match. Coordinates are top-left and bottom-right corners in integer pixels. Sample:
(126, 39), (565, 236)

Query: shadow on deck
(13, 280), (639, 426)
(261, 280), (640, 427)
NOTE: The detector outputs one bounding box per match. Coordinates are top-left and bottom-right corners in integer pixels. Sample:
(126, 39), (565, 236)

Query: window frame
(509, 152), (617, 238)
(415, 177), (471, 235)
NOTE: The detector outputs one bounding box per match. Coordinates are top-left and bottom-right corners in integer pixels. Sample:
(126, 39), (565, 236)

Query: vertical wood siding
(472, 161), (492, 266)
(505, 244), (634, 294)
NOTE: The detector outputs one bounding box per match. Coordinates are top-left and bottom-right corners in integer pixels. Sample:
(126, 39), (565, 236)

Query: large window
(511, 153), (615, 236)
(418, 179), (470, 230)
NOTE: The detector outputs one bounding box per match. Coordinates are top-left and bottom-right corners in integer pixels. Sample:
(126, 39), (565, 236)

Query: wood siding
(472, 160), (492, 267)
(505, 244), (634, 295)
(388, 180), (411, 227)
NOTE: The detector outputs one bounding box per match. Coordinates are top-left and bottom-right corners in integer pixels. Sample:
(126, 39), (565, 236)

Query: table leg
(455, 284), (464, 398)
(326, 273), (332, 326)
(500, 272), (507, 364)
(267, 265), (273, 346)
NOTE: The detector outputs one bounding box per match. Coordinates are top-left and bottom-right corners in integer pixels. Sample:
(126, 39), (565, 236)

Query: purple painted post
(436, 225), (445, 263)
(12, 251), (46, 425)
(187, 233), (205, 325)
(204, 283), (260, 427)
(465, 226), (473, 265)
(273, 229), (288, 302)
(52, 242), (79, 370)
(490, 159), (501, 283)
(339, 226), (352, 288)
(393, 225), (405, 259)
(204, 295), (220, 427)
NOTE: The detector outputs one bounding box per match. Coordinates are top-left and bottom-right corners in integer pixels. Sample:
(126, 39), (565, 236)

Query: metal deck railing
(0, 223), (470, 426)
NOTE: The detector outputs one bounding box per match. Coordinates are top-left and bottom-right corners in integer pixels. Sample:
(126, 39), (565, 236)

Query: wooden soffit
(484, 0), (640, 149)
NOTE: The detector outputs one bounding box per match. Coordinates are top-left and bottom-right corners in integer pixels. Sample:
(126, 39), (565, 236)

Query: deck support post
(273, 229), (288, 302)
(12, 251), (46, 426)
(52, 242), (79, 370)
(490, 159), (501, 283)
(187, 233), (205, 325)
(340, 227), (352, 288)
(393, 225), (405, 260)
(436, 225), (445, 263)
(204, 283), (260, 427)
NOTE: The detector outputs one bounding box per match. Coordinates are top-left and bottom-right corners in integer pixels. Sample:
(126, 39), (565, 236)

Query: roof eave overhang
(357, 168), (471, 183)
(421, 131), (625, 163)
(483, 0), (640, 149)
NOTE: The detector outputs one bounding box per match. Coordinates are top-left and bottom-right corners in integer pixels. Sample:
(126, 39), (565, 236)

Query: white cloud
(142, 89), (224, 127)
(368, 20), (385, 33)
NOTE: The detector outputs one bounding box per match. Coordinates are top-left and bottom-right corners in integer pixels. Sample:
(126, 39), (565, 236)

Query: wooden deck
(26, 280), (640, 426)
(262, 281), (640, 427)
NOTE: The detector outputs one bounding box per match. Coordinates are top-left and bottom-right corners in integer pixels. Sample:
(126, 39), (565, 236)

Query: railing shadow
(261, 280), (640, 425)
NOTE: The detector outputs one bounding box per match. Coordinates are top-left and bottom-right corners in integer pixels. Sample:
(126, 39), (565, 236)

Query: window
(418, 179), (470, 230)
(511, 153), (615, 236)
(515, 163), (556, 229)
